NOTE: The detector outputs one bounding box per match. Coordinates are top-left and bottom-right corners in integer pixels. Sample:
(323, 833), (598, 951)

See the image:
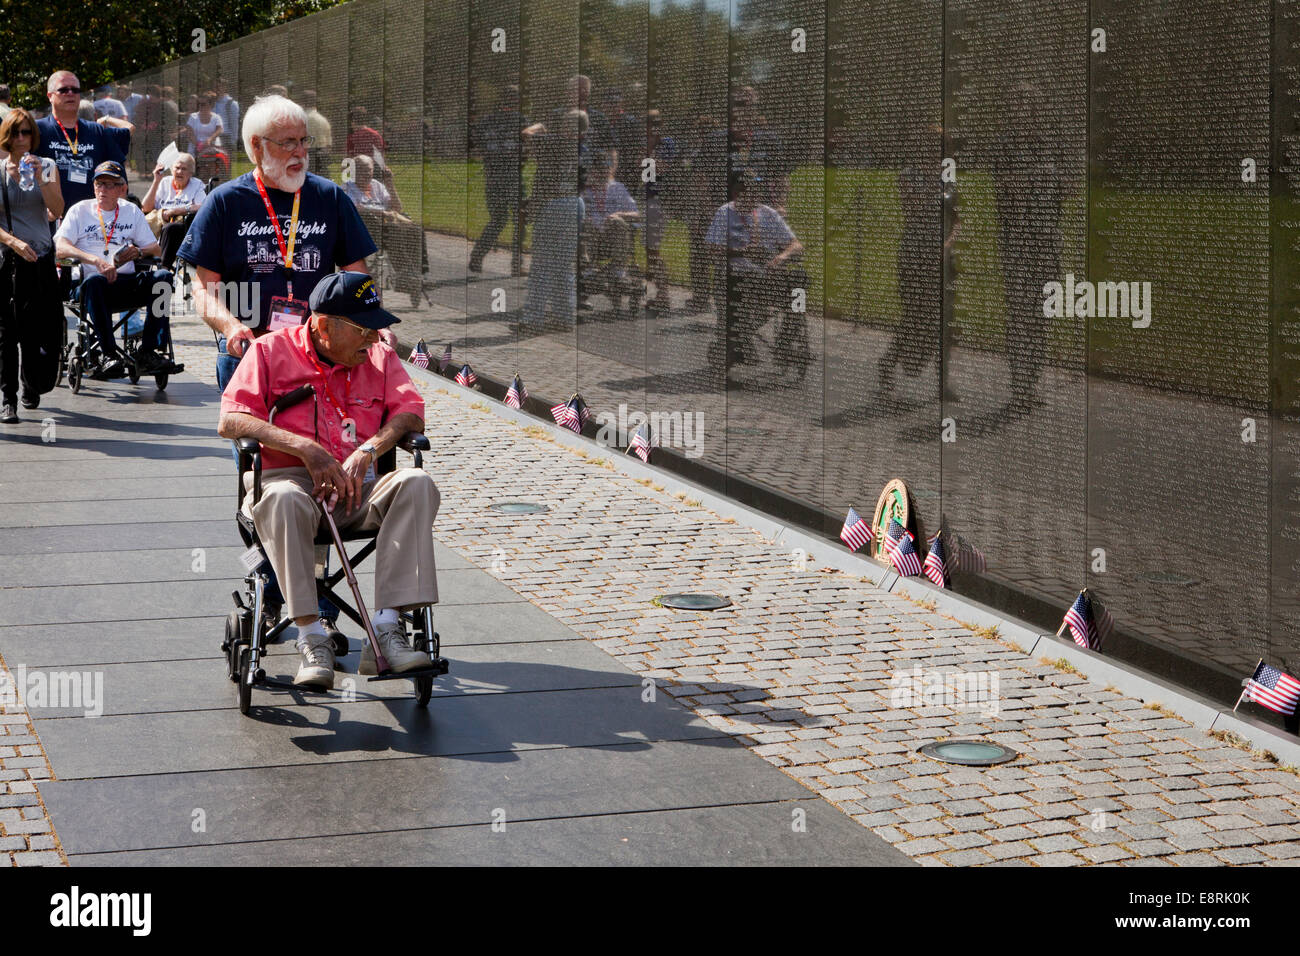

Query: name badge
(266, 296), (308, 332)
(69, 168), (87, 184)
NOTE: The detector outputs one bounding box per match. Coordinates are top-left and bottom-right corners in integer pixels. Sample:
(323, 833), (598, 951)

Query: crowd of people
(0, 69), (439, 687)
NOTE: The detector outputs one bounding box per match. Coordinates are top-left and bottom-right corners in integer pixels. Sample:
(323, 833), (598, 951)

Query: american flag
(572, 394), (590, 429)
(840, 507), (873, 552)
(455, 364), (477, 388)
(629, 423), (653, 463)
(1092, 594), (1114, 649)
(891, 528), (923, 577)
(882, 518), (911, 562)
(409, 339), (430, 369)
(1243, 662), (1300, 715)
(1062, 590), (1100, 650)
(923, 533), (948, 588)
(950, 533), (986, 574)
(551, 397), (584, 433)
(505, 374), (527, 410)
(439, 343), (453, 373)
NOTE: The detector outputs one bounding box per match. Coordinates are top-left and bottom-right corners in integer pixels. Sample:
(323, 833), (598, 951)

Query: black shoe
(0, 401), (17, 424)
(321, 617), (349, 660)
(134, 350), (166, 373)
(19, 391), (38, 410)
(99, 357), (126, 379)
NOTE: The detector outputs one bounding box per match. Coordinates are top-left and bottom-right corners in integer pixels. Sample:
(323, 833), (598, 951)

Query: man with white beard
(178, 94), (377, 390)
(178, 94), (378, 652)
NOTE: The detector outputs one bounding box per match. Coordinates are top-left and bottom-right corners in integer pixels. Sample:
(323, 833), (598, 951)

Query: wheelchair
(222, 385), (449, 716)
(58, 255), (184, 394)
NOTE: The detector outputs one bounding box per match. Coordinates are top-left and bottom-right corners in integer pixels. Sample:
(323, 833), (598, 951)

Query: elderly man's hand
(339, 447), (374, 507)
(301, 442), (353, 512)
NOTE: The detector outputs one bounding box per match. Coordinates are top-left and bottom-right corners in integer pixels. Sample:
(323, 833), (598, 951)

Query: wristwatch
(359, 443), (379, 462)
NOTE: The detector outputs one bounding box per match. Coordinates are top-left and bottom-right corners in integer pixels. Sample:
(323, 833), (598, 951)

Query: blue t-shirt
(34, 118), (131, 207)
(177, 171), (377, 332)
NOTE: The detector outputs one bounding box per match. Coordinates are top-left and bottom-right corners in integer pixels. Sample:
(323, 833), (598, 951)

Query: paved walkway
(0, 315), (902, 866)
(2, 304), (1299, 865)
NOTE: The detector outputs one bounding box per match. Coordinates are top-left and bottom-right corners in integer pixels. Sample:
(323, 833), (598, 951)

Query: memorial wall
(125, 0), (1297, 707)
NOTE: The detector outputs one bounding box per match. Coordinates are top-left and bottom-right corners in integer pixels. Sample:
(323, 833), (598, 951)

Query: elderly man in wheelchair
(218, 271), (440, 695)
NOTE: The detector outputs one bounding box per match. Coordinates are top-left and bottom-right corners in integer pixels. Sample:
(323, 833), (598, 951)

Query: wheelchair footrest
(365, 658), (449, 682)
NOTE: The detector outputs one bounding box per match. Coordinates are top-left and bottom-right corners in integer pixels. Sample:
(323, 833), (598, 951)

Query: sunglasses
(54, 86), (81, 95)
(13, 128), (34, 137)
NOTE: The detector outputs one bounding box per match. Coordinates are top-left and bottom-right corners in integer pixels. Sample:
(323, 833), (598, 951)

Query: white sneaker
(359, 621), (431, 675)
(294, 632), (336, 688)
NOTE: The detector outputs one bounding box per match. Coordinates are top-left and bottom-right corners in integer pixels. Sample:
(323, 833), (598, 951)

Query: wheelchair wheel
(415, 674), (432, 708)
(126, 360), (140, 385)
(223, 610), (242, 682)
(154, 372), (169, 391)
(67, 355), (82, 394)
(237, 646), (252, 715)
(412, 618), (433, 707)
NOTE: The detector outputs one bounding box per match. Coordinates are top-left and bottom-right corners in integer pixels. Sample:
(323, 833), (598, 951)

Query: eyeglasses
(53, 86), (81, 95)
(13, 128), (33, 137)
(262, 135), (315, 151)
(331, 315), (380, 338)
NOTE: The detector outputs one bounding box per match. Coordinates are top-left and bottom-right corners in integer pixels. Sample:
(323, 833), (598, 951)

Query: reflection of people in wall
(469, 84), (528, 275)
(581, 149), (640, 301)
(877, 120), (947, 398)
(299, 89), (333, 174)
(682, 113), (724, 311)
(644, 109), (679, 310)
(345, 154), (425, 304)
(521, 109), (586, 329)
(996, 81), (1069, 413)
(705, 168), (808, 376)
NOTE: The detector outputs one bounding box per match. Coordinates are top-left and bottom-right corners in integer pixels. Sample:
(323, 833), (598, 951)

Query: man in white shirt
(93, 86), (127, 120)
(54, 161), (179, 376)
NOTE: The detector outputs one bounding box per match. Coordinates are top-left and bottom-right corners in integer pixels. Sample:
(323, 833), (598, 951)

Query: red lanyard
(57, 120), (79, 156)
(96, 203), (120, 255)
(254, 169), (301, 299)
(302, 332), (351, 427)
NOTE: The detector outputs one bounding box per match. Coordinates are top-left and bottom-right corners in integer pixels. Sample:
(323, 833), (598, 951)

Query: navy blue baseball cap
(308, 271), (400, 329)
(92, 160), (127, 182)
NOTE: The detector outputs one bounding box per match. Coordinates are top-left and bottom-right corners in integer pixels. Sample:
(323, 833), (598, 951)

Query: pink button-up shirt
(221, 322), (424, 470)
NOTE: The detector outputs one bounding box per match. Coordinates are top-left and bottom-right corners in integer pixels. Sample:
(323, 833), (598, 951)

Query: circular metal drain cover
(919, 740), (1018, 766)
(1139, 571), (1197, 586)
(490, 501), (550, 514)
(655, 593), (733, 611)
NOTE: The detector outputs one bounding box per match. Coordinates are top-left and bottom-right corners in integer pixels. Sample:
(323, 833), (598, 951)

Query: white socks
(372, 608), (398, 628)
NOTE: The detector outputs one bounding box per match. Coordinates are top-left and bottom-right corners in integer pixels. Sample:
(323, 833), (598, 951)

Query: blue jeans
(218, 334), (339, 624)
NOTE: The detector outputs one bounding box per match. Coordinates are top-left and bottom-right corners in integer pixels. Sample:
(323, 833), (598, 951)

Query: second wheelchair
(59, 252), (184, 394)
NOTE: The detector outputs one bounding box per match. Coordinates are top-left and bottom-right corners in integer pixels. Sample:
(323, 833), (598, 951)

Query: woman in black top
(0, 108), (65, 422)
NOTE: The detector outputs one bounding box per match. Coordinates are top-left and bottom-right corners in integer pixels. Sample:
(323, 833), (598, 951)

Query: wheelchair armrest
(236, 438), (263, 506)
(394, 431), (429, 470)
(398, 432), (431, 453)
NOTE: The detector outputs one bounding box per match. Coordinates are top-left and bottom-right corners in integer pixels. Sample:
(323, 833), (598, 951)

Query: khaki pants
(244, 466), (440, 620)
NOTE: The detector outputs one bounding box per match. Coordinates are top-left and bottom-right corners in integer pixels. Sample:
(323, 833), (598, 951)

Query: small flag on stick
(409, 339), (430, 369)
(923, 532), (948, 588)
(1058, 589), (1110, 651)
(505, 374), (527, 410)
(455, 364), (477, 388)
(550, 394), (589, 433)
(882, 518), (910, 563)
(628, 422), (654, 463)
(1236, 660), (1300, 715)
(439, 343), (453, 373)
(891, 528), (923, 577)
(840, 507), (873, 552)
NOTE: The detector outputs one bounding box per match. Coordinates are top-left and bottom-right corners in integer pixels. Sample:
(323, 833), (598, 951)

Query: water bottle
(18, 155), (35, 192)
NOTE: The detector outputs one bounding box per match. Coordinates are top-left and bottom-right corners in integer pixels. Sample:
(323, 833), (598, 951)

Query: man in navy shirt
(179, 93), (378, 651)
(178, 93), (377, 389)
(35, 71), (133, 209)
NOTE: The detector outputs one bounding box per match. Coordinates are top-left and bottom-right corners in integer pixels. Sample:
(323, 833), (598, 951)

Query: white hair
(175, 152), (196, 173)
(241, 94), (308, 163)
